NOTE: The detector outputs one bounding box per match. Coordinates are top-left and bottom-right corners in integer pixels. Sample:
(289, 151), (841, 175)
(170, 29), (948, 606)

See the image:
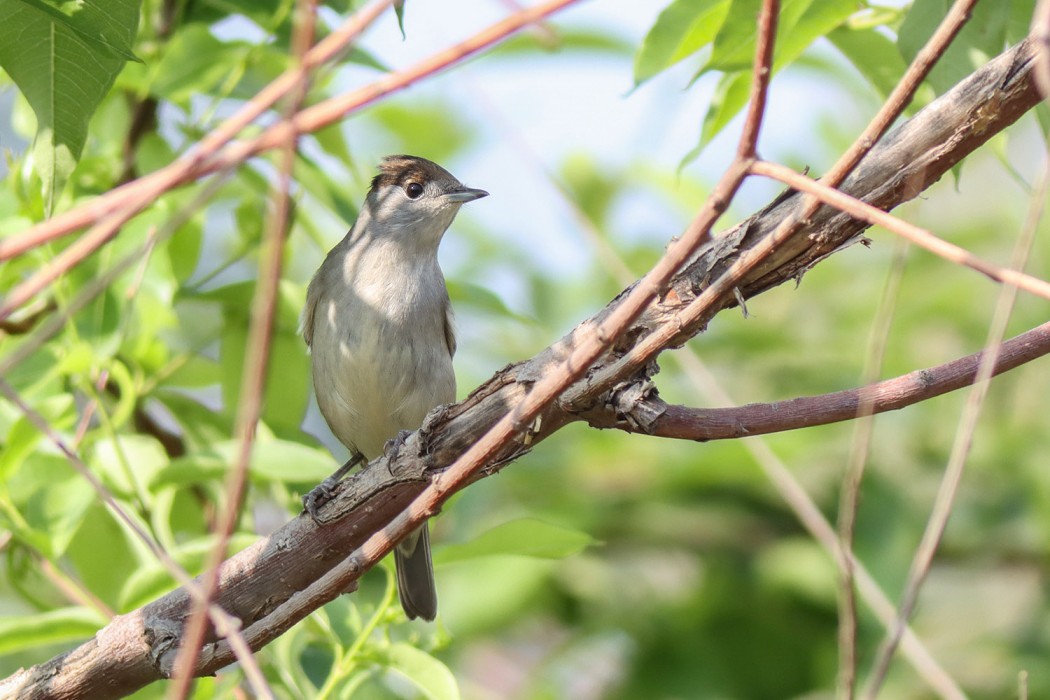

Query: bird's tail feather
(395, 523), (437, 621)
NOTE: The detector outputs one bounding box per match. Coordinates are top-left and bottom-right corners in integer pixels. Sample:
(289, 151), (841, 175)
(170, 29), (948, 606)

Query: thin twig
(0, 0), (395, 324)
(0, 0), (395, 263)
(37, 555), (116, 619)
(247, 0), (781, 651)
(0, 0), (580, 324)
(1032, 0), (1050, 103)
(297, 10), (775, 640)
(0, 174), (232, 381)
(750, 160), (1050, 302)
(567, 0), (982, 413)
(167, 3), (318, 698)
(0, 379), (253, 668)
(821, 0), (978, 190)
(837, 240), (908, 700)
(478, 59), (960, 697)
(585, 317), (1050, 441)
(668, 352), (967, 700)
(861, 121), (1050, 700)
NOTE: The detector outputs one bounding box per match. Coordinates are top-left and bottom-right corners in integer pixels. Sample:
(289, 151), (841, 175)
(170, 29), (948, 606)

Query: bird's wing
(443, 297), (457, 359)
(300, 274), (322, 348)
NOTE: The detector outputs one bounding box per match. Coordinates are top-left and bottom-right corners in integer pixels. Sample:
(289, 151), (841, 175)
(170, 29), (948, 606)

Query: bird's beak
(444, 187), (489, 203)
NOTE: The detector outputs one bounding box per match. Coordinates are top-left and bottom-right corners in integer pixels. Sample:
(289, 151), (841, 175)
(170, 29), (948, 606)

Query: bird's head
(363, 155), (488, 248)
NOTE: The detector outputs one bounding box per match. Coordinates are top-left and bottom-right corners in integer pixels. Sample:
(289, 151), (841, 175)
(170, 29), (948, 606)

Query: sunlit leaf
(685, 0), (855, 162)
(383, 643), (460, 700)
(150, 25), (243, 104)
(0, 0), (139, 211)
(394, 0), (406, 39)
(897, 0), (1028, 95)
(635, 0), (731, 85)
(435, 518), (594, 565)
(0, 607), (107, 655)
(119, 534), (259, 610)
(16, 0), (139, 60)
(827, 26), (908, 99)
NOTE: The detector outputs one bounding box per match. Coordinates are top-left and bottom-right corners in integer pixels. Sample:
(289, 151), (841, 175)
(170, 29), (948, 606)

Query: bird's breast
(309, 275), (455, 459)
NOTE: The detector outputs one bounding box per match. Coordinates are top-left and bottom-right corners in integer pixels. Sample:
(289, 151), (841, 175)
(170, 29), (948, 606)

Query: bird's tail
(395, 523), (437, 621)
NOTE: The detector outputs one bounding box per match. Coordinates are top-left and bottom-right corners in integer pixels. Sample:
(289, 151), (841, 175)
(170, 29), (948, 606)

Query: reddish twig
(0, 0), (394, 263)
(0, 379), (254, 676)
(750, 160), (1050, 302)
(821, 0), (979, 190)
(248, 0), (782, 643)
(167, 4), (318, 698)
(862, 119), (1050, 700)
(568, 0), (985, 412)
(0, 0), (581, 324)
(584, 318), (1050, 442)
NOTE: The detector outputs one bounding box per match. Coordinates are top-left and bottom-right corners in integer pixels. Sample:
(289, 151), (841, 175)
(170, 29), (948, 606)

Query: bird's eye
(405, 182), (424, 199)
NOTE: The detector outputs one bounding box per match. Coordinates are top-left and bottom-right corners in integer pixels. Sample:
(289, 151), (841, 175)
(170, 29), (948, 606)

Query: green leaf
(394, 0), (406, 39)
(635, 0), (731, 85)
(0, 0), (139, 211)
(435, 518), (595, 565)
(91, 435), (169, 496)
(20, 460), (96, 558)
(0, 607), (107, 654)
(827, 25), (909, 99)
(163, 355), (222, 389)
(692, 70), (751, 158)
(219, 438), (334, 484)
(775, 0), (856, 67)
(897, 0), (1027, 95)
(384, 643), (460, 700)
(197, 279), (310, 440)
(149, 454), (227, 489)
(446, 280), (533, 323)
(294, 152), (360, 224)
(685, 0), (856, 162)
(371, 101), (476, 165)
(150, 24), (246, 104)
(167, 220), (204, 284)
(0, 395), (75, 481)
(183, 0), (285, 29)
(16, 0), (140, 61)
(704, 0), (771, 73)
(119, 534), (259, 610)
(220, 325), (311, 440)
(704, 0), (854, 74)
(152, 439), (333, 490)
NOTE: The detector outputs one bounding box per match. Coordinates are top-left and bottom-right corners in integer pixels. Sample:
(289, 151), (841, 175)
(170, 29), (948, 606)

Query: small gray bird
(300, 155), (487, 621)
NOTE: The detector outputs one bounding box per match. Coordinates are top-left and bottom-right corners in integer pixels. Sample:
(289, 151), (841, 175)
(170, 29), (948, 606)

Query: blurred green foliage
(1, 1), (1049, 699)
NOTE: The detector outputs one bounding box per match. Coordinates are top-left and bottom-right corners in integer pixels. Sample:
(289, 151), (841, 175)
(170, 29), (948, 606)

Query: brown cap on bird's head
(369, 155), (460, 193)
(365, 154), (488, 219)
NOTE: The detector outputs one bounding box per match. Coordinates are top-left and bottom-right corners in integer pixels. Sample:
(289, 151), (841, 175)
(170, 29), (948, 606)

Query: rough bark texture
(0, 38), (1040, 700)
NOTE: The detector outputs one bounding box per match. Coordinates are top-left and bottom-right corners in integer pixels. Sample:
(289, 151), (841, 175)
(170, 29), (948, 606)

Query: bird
(299, 154), (488, 621)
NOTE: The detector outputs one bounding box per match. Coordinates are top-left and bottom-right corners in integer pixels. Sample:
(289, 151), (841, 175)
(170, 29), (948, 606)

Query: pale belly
(310, 296), (455, 460)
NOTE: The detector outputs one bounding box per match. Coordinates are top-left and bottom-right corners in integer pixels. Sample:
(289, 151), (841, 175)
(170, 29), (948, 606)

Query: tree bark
(0, 38), (1041, 700)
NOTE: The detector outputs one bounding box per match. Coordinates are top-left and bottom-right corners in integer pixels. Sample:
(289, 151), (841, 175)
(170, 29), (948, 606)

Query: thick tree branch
(2, 38), (1043, 700)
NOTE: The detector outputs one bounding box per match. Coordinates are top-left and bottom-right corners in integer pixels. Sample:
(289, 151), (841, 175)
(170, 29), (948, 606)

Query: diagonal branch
(2, 35), (1042, 700)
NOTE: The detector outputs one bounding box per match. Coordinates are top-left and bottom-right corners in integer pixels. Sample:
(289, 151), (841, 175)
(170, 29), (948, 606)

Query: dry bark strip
(0, 38), (1041, 700)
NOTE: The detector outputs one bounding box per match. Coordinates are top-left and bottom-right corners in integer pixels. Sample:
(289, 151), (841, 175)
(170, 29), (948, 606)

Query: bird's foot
(384, 430), (413, 461)
(303, 453), (365, 522)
